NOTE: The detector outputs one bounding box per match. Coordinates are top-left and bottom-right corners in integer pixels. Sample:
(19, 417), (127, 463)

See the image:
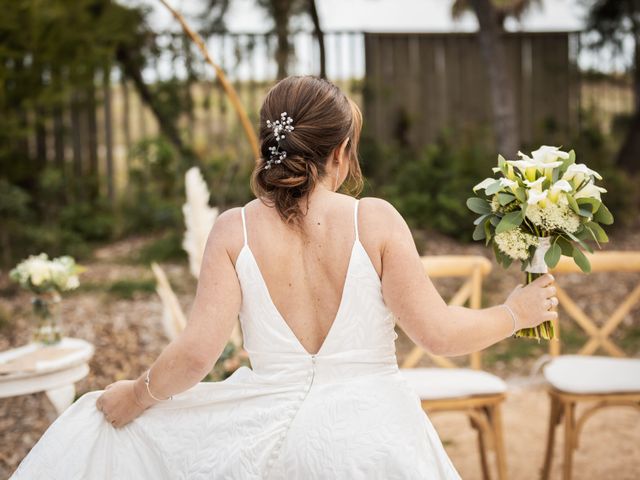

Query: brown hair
(250, 76), (363, 229)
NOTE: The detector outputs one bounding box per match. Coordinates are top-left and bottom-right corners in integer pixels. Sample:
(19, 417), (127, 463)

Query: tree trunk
(87, 76), (100, 200)
(615, 14), (640, 173)
(273, 0), (291, 79)
(308, 0), (326, 79)
(103, 67), (115, 204)
(122, 77), (132, 168)
(35, 107), (47, 169)
(70, 90), (83, 201)
(469, 0), (520, 157)
(52, 67), (66, 172)
(116, 44), (203, 169)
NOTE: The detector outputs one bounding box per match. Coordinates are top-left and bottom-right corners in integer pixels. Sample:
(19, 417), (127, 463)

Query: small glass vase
(31, 292), (63, 345)
(514, 237), (556, 340)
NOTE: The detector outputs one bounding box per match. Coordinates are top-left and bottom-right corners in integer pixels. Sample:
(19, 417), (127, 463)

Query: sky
(142, 0), (588, 33)
(124, 0), (630, 80)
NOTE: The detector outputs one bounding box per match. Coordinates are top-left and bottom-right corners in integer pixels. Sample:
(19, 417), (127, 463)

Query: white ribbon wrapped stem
(526, 236), (551, 274)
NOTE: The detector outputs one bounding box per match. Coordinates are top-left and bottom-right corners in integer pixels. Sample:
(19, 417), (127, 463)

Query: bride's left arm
(96, 209), (242, 426)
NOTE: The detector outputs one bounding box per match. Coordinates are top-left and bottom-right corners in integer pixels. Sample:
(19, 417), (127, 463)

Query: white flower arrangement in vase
(467, 146), (613, 340)
(10, 253), (84, 345)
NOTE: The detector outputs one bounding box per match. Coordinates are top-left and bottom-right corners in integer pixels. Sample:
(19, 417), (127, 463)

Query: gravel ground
(1, 221), (638, 479)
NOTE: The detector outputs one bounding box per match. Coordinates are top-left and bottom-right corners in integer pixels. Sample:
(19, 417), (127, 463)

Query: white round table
(0, 337), (95, 415)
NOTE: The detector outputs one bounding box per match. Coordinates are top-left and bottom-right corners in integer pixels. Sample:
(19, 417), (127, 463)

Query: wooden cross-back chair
(541, 251), (640, 480)
(400, 255), (509, 480)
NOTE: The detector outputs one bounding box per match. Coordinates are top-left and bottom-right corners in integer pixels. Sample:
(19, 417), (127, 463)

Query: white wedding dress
(11, 199), (461, 479)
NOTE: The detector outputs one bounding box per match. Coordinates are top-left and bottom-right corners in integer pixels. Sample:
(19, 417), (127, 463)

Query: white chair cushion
(543, 355), (640, 394)
(399, 367), (507, 400)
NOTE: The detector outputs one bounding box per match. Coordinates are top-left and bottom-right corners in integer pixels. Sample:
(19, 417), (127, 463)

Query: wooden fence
(364, 32), (582, 149)
(19, 31), (633, 203)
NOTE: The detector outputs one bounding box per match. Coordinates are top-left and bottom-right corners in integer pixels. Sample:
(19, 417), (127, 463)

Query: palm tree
(452, 0), (541, 156)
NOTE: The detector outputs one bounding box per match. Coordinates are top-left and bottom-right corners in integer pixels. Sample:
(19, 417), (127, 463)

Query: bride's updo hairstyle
(250, 75), (363, 228)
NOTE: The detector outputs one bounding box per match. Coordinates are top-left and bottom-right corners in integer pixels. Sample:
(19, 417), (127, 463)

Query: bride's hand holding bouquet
(468, 146), (613, 340)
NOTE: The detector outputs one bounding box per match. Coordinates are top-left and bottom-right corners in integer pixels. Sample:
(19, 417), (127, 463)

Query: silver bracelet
(500, 304), (518, 338)
(144, 368), (173, 402)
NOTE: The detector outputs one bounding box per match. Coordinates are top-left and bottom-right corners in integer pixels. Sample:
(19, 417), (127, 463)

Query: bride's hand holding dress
(95, 380), (148, 429)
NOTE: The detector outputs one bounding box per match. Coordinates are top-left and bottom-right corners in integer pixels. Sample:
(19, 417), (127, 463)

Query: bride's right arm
(372, 198), (557, 358)
(132, 209), (243, 408)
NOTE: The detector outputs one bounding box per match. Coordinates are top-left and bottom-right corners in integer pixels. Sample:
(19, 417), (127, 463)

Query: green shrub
(132, 231), (187, 265)
(378, 132), (494, 240)
(107, 279), (157, 299)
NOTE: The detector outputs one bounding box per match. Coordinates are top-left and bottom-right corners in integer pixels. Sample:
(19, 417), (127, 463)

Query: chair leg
(541, 393), (562, 480)
(562, 401), (576, 480)
(470, 409), (492, 480)
(487, 403), (508, 480)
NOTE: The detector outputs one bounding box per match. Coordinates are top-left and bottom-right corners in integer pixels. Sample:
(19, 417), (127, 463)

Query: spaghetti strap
(354, 198), (360, 242)
(240, 206), (248, 246)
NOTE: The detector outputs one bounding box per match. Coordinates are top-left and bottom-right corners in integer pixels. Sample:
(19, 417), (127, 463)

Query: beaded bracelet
(144, 368), (173, 402)
(500, 304), (519, 338)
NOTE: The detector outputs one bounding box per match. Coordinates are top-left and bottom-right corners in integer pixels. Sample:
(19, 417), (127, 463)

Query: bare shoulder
(204, 206), (245, 258)
(358, 197), (408, 233)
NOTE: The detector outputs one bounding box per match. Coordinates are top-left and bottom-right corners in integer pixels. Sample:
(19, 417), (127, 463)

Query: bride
(11, 75), (557, 479)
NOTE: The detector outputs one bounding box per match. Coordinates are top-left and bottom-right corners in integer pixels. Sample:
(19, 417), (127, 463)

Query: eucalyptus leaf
(578, 208), (593, 218)
(544, 242), (562, 268)
(566, 230), (594, 253)
(572, 247), (591, 273)
(577, 197), (601, 213)
(586, 221), (609, 243)
(556, 236), (574, 256)
(484, 220), (493, 245)
(497, 193), (516, 206)
(474, 213), (490, 226)
(593, 204), (614, 225)
(473, 219), (488, 240)
(467, 197), (492, 214)
(567, 195), (580, 214)
(583, 224), (601, 248)
(495, 210), (524, 234)
(513, 188), (526, 203)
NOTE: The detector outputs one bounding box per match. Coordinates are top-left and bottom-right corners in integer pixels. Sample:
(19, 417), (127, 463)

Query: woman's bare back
(233, 193), (384, 355)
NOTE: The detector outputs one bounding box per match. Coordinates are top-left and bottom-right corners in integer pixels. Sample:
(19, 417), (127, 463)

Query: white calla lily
(499, 178), (518, 189)
(473, 178), (496, 192)
(574, 181), (607, 200)
(508, 159), (536, 171)
(531, 145), (570, 164)
(523, 177), (545, 189)
(527, 189), (548, 205)
(548, 179), (573, 203)
(563, 163), (602, 181)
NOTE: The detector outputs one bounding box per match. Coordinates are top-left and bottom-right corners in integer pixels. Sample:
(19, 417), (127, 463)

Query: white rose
(65, 275), (80, 290)
(29, 259), (51, 287)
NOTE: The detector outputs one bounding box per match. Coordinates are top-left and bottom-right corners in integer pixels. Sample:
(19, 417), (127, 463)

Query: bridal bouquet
(467, 146), (613, 340)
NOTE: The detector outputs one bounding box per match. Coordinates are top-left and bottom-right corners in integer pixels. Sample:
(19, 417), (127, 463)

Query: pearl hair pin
(265, 112), (294, 169)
